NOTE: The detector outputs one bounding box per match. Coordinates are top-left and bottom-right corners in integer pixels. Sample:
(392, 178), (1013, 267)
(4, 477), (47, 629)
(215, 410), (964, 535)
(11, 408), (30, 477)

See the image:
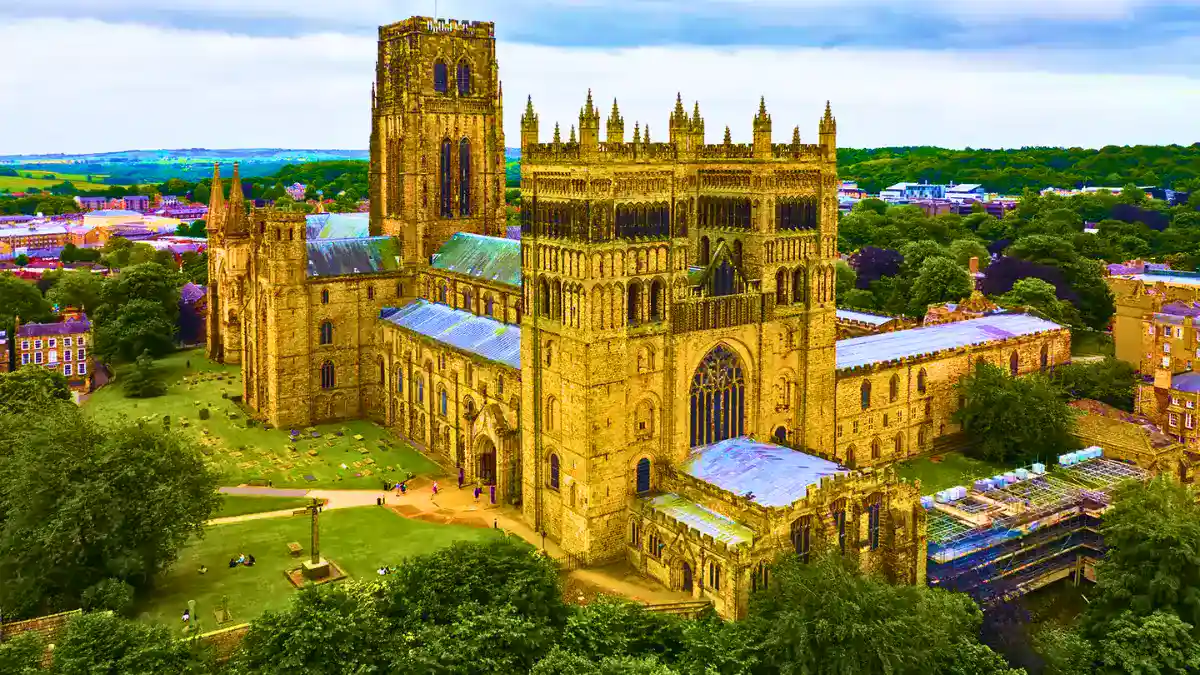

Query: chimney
(969, 256), (979, 276)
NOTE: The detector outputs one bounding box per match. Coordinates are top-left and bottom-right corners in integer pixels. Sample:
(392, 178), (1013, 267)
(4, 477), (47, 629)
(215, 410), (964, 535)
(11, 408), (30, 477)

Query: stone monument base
(285, 558), (346, 588)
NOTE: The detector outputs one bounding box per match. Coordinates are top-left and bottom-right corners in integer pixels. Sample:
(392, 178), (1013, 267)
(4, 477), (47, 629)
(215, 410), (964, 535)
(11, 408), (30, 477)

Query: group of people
(376, 566), (393, 576)
(228, 553), (256, 568)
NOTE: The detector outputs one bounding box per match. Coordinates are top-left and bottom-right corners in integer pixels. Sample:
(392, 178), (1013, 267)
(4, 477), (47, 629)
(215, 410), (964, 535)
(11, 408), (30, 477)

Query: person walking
(457, 467), (464, 489)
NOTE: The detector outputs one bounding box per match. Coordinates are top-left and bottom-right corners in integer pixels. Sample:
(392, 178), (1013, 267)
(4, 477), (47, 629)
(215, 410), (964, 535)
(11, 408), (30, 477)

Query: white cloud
(0, 18), (1196, 155)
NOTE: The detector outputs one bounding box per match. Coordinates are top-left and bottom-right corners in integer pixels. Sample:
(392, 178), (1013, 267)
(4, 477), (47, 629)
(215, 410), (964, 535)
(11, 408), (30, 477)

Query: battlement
(380, 16), (495, 39)
(523, 140), (826, 165)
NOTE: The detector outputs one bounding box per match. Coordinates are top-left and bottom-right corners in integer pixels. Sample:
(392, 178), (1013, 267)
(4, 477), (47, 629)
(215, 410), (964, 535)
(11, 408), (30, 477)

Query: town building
(945, 183), (986, 203)
(15, 309), (93, 397)
(880, 181), (946, 202)
(0, 330), (8, 374)
(205, 15), (1070, 618)
(76, 196), (108, 211)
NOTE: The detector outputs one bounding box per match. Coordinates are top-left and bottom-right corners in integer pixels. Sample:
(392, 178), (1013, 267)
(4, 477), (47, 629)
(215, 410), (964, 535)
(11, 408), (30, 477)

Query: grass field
(19, 169), (112, 182)
(84, 349), (441, 490)
(894, 452), (1010, 494)
(0, 175), (117, 192)
(1071, 330), (1115, 358)
(215, 495), (314, 519)
(136, 506), (501, 628)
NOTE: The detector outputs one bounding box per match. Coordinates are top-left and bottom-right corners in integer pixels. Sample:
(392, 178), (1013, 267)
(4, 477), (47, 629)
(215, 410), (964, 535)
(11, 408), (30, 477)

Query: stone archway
(476, 436), (497, 485)
(681, 561), (694, 593)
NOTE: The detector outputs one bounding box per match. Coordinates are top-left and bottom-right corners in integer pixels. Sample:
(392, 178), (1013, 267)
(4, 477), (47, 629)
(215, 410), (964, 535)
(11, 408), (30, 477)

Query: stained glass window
(440, 138), (453, 217)
(459, 138), (471, 216)
(689, 344), (746, 447)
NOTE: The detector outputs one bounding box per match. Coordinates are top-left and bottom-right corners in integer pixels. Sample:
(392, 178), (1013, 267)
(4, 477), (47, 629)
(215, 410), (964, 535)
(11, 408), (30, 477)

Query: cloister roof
(380, 299), (520, 369)
(681, 437), (847, 508)
(430, 232), (521, 288)
(835, 313), (1063, 370)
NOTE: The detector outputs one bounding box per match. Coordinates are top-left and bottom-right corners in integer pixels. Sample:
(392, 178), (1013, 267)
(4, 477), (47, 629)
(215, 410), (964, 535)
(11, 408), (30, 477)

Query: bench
(247, 479), (273, 487)
(287, 542), (303, 557)
(291, 509), (308, 516)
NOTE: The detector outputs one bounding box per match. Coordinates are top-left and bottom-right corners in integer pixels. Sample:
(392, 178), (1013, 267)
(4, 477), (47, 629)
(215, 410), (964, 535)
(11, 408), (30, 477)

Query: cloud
(0, 17), (1197, 155)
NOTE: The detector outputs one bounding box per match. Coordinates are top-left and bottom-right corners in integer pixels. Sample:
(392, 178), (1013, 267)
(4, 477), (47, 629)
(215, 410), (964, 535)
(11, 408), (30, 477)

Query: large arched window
(1010, 351), (1020, 376)
(917, 368), (927, 394)
(866, 494), (882, 551)
(438, 387), (448, 416)
(439, 138), (453, 217)
(320, 361), (335, 390)
(889, 374), (899, 402)
(871, 437), (881, 460)
(396, 368), (404, 393)
(792, 268), (804, 303)
(894, 433), (903, 456)
(439, 281), (448, 304)
(456, 59), (471, 95)
(485, 294), (495, 317)
(462, 286), (473, 313)
(636, 457), (651, 494)
(861, 380), (872, 410)
(689, 344), (746, 447)
(318, 321), (333, 345)
(699, 236), (710, 265)
(775, 269), (788, 305)
(549, 453), (560, 489)
(627, 281), (642, 325)
(433, 60), (448, 92)
(649, 279), (664, 321)
(459, 138), (471, 216)
(539, 279), (551, 316)
(416, 374), (425, 404)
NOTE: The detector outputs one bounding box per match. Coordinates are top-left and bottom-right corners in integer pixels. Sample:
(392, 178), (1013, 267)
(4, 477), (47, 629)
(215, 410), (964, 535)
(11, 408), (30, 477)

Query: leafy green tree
(532, 649), (682, 674)
(13, 254), (28, 266)
(99, 236), (135, 268)
(94, 298), (177, 363)
(122, 350), (167, 398)
(59, 242), (102, 264)
(949, 238), (990, 269)
(909, 256), (972, 316)
(1031, 625), (1094, 675)
(98, 261), (184, 324)
(181, 251), (208, 285)
(406, 602), (558, 674)
(0, 367), (71, 415)
(46, 269), (104, 314)
(997, 277), (1083, 327)
(1092, 611), (1200, 675)
(191, 182), (210, 205)
(898, 239), (953, 278)
(558, 597), (687, 663)
(50, 611), (212, 675)
(834, 259), (857, 297)
(852, 197), (889, 216)
(80, 578), (135, 616)
(0, 630), (43, 675)
(0, 406), (221, 619)
(0, 274), (56, 336)
(1051, 357), (1137, 411)
(954, 361), (1077, 465)
(1007, 236), (1114, 330)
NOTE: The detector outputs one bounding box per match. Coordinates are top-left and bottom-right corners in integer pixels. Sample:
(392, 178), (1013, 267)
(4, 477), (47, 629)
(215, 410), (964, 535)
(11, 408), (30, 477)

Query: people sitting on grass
(198, 565), (208, 575)
(376, 566), (392, 576)
(228, 553), (256, 568)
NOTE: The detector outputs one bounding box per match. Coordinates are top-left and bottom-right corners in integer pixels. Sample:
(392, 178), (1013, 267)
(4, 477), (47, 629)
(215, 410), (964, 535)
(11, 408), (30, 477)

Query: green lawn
(894, 452), (1011, 495)
(135, 507), (501, 628)
(1071, 330), (1114, 358)
(85, 350), (441, 490)
(0, 175), (116, 192)
(215, 495), (314, 519)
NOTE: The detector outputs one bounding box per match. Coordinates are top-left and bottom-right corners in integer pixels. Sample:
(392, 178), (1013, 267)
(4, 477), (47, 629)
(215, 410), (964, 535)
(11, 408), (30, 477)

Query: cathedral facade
(206, 15), (1069, 618)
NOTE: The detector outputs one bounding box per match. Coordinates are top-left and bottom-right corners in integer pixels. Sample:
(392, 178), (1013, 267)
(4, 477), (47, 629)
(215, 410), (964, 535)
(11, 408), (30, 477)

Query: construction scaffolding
(925, 457), (1147, 604)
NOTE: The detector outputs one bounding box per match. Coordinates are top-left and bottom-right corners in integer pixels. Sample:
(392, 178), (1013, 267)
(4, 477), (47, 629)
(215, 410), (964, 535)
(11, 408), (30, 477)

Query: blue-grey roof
(88, 209), (140, 217)
(836, 308), (896, 327)
(1172, 373), (1200, 393)
(306, 212), (370, 239)
(836, 313), (1063, 371)
(430, 233), (521, 288)
(1129, 272), (1200, 288)
(306, 237), (400, 278)
(380, 299), (520, 369)
(644, 493), (754, 547)
(681, 437), (847, 508)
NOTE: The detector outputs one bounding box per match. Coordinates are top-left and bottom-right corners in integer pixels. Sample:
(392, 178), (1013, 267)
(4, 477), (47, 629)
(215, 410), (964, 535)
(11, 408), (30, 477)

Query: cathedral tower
(369, 17), (506, 262)
(206, 162), (251, 364)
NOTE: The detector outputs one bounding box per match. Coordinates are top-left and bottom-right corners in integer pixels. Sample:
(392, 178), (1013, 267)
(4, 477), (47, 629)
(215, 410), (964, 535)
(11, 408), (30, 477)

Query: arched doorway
(476, 437), (497, 485)
(773, 426), (787, 444)
(682, 562), (694, 593)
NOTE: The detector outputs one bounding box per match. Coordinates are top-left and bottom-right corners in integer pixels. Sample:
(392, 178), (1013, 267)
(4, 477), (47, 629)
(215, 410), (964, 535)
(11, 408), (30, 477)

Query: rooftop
(180, 282), (207, 304)
(306, 237), (401, 278)
(306, 212), (370, 239)
(836, 308), (896, 327)
(680, 437), (848, 508)
(87, 209), (141, 217)
(1124, 271), (1200, 288)
(835, 313), (1063, 370)
(1171, 372), (1200, 394)
(18, 315), (91, 337)
(380, 299), (520, 370)
(643, 493), (754, 547)
(430, 233), (521, 288)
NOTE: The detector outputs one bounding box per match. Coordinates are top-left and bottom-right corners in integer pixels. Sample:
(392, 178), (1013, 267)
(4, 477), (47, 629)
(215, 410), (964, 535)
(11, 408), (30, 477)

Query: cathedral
(205, 15), (1070, 618)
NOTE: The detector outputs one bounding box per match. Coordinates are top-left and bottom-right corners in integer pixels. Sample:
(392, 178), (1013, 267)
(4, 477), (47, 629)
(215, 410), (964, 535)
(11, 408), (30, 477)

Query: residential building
(76, 196), (108, 211)
(15, 309), (93, 397)
(0, 330), (8, 374)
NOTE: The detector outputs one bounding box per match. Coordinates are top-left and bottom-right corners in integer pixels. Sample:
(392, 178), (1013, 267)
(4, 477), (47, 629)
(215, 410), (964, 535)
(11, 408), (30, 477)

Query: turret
(578, 89), (600, 150)
(552, 122), (562, 145)
(819, 100), (837, 160)
(606, 98), (624, 143)
(207, 163), (225, 238)
(691, 101), (705, 145)
(669, 93), (689, 145)
(521, 95), (539, 151)
(257, 209), (308, 284)
(632, 122), (641, 146)
(753, 96), (772, 158)
(226, 162), (247, 236)
(569, 124), (577, 144)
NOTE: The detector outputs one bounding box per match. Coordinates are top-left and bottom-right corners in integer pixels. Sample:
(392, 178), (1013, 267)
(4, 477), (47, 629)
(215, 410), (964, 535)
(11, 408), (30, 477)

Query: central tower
(369, 17), (507, 263)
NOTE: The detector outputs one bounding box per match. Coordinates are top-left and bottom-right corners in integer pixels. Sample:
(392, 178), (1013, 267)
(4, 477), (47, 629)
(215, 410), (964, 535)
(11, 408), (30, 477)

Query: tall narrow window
(396, 369), (404, 393)
(627, 281), (642, 325)
(775, 269), (788, 304)
(650, 279), (664, 321)
(321, 289), (329, 304)
(1040, 343), (1049, 372)
(320, 361), (335, 390)
(549, 454), (560, 489)
(318, 321), (333, 345)
(459, 138), (471, 216)
(433, 60), (448, 92)
(439, 387), (448, 416)
(440, 138), (453, 217)
(699, 236), (710, 265)
(889, 374), (899, 402)
(463, 287), (474, 312)
(416, 375), (424, 404)
(636, 458), (651, 493)
(917, 368), (927, 394)
(1010, 351), (1020, 376)
(485, 294), (494, 317)
(832, 499), (847, 554)
(861, 380), (872, 410)
(689, 344), (746, 447)
(708, 562), (722, 591)
(791, 516), (812, 563)
(867, 495), (882, 551)
(456, 60), (471, 95)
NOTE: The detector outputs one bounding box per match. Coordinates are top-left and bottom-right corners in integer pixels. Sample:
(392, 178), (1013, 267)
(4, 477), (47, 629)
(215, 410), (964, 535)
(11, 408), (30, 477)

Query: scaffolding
(925, 457), (1146, 604)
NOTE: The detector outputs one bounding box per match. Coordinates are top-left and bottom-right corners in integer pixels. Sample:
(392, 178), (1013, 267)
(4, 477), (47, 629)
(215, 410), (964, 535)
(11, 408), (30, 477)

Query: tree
(13, 254), (28, 266)
(0, 630), (43, 675)
(181, 251), (208, 285)
(852, 197), (889, 216)
(1051, 357), (1137, 411)
(191, 182), (210, 205)
(0, 406), (221, 618)
(533, 649), (682, 675)
(50, 611), (212, 675)
(558, 597), (687, 664)
(997, 277), (1083, 327)
(949, 238), (990, 269)
(406, 602), (557, 674)
(47, 269), (104, 314)
(834, 260), (856, 298)
(898, 239), (954, 278)
(98, 261), (184, 324)
(0, 367), (71, 415)
(954, 361), (1077, 465)
(1090, 611), (1200, 675)
(94, 298), (177, 363)
(0, 273), (52, 338)
(849, 246), (903, 289)
(909, 256), (972, 316)
(122, 350), (167, 398)
(59, 242), (102, 264)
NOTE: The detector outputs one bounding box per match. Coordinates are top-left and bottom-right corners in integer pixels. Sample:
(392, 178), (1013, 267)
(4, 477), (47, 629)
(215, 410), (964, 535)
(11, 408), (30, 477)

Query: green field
(136, 507), (501, 627)
(894, 452), (1010, 494)
(84, 350), (441, 490)
(215, 495), (314, 519)
(1070, 330), (1115, 358)
(0, 175), (117, 193)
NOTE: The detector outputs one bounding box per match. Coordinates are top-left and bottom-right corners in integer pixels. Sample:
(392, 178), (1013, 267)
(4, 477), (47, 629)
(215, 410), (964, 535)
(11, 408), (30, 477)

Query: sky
(1, 0), (1198, 154)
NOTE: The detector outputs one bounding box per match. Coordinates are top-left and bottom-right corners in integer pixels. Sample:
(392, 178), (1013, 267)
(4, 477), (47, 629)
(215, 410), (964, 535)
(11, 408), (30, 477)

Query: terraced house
(205, 14), (1070, 618)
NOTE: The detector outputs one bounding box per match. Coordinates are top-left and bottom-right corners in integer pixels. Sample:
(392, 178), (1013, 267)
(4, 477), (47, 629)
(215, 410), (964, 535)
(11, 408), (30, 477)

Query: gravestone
(199, 408), (210, 420)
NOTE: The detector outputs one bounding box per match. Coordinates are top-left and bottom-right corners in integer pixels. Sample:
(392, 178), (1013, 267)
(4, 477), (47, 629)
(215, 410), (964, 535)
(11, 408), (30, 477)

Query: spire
(633, 122), (641, 144)
(692, 101), (702, 124)
(525, 94), (535, 117)
(522, 94), (537, 127)
(758, 96), (768, 119)
(644, 124), (650, 143)
(611, 97), (621, 120)
(753, 96), (772, 137)
(208, 163), (224, 231)
(723, 126), (732, 145)
(823, 100), (833, 123)
(674, 92), (686, 119)
(586, 88), (594, 112)
(553, 122), (561, 144)
(228, 162), (244, 208)
(606, 98), (625, 143)
(226, 162), (245, 232)
(569, 124), (577, 143)
(792, 125), (801, 145)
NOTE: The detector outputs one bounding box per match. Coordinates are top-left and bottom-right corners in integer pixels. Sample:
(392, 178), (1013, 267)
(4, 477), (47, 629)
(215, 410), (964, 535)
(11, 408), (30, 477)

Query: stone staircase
(643, 600), (712, 619)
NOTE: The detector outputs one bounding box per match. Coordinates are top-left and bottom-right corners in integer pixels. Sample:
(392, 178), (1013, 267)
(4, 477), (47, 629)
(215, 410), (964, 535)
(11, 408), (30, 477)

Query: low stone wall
(194, 622), (251, 663)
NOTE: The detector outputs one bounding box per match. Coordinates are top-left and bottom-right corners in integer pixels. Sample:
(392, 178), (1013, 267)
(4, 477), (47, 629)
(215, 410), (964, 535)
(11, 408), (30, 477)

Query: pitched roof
(643, 493), (755, 547)
(836, 313), (1063, 370)
(306, 236), (400, 278)
(430, 233), (521, 288)
(306, 212), (370, 239)
(836, 308), (896, 327)
(681, 437), (848, 508)
(18, 316), (91, 337)
(380, 299), (520, 369)
(180, 282), (207, 304)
